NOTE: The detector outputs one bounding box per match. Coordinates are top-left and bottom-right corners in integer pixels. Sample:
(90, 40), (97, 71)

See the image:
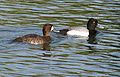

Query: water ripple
(0, 0), (120, 76)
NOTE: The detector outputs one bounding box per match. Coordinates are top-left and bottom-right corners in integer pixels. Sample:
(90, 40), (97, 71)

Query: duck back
(13, 34), (51, 45)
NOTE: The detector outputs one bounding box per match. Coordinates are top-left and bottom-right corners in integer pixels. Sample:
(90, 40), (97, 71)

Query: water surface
(0, 0), (120, 77)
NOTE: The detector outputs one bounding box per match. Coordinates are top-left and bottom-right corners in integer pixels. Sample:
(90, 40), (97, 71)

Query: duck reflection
(87, 31), (98, 51)
(87, 33), (97, 44)
(41, 43), (54, 57)
(42, 43), (51, 51)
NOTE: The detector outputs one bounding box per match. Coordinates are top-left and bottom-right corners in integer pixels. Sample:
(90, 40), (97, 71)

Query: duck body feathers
(67, 27), (89, 37)
(13, 34), (51, 45)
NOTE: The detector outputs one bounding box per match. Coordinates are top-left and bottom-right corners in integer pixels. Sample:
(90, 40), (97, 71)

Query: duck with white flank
(55, 18), (103, 37)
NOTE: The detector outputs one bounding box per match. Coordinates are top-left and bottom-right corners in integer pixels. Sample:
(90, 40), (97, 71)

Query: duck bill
(51, 26), (60, 32)
(53, 29), (60, 32)
(97, 24), (104, 29)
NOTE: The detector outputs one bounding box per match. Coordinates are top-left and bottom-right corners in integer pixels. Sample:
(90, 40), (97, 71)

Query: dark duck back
(13, 24), (54, 45)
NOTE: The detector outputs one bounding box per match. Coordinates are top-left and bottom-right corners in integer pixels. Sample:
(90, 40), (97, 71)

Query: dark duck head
(87, 18), (98, 37)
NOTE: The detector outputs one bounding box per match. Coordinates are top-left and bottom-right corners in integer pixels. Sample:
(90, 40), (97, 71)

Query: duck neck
(43, 32), (51, 39)
(44, 33), (50, 37)
(44, 35), (51, 43)
(59, 29), (69, 35)
(43, 30), (50, 37)
(89, 30), (97, 37)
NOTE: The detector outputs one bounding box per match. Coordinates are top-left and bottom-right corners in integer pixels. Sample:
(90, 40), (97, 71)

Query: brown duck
(13, 24), (54, 45)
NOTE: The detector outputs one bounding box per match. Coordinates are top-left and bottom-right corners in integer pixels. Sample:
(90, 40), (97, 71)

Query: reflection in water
(42, 43), (51, 51)
(87, 33), (97, 44)
(42, 52), (53, 57)
(41, 43), (54, 57)
(86, 34), (97, 51)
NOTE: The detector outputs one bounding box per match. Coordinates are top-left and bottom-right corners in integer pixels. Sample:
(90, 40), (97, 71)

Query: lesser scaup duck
(55, 18), (103, 37)
(13, 24), (54, 45)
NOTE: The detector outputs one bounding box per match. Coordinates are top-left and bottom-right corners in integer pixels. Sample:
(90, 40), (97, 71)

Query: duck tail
(12, 37), (22, 42)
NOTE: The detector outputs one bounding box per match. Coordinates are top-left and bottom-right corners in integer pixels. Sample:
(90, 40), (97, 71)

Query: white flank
(67, 30), (89, 37)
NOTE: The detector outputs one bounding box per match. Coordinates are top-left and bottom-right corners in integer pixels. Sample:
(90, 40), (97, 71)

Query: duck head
(43, 24), (54, 36)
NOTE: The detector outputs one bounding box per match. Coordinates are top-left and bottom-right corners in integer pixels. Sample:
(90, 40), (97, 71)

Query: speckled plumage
(13, 24), (53, 45)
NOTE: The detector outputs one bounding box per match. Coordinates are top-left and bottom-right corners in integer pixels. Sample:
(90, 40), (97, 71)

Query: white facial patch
(51, 26), (54, 31)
